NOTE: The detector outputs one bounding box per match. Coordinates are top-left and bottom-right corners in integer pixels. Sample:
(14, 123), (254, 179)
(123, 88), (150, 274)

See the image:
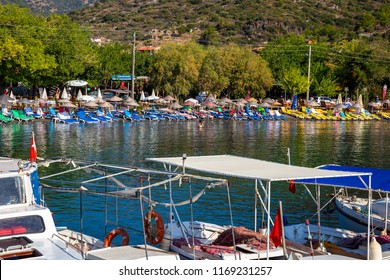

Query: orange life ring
(144, 210), (165, 244)
(103, 227), (129, 247)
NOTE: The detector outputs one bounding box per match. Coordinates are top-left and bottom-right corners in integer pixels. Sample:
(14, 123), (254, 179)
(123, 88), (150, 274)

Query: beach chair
(11, 110), (31, 122)
(76, 110), (100, 123)
(24, 107), (42, 119)
(106, 111), (120, 121)
(57, 112), (79, 124)
(0, 113), (13, 123)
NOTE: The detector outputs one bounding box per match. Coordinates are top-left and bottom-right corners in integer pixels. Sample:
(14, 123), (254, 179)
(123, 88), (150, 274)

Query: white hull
(284, 223), (390, 260)
(335, 196), (390, 234)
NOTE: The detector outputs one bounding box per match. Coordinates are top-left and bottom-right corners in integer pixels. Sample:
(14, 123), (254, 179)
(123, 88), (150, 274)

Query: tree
(0, 4), (57, 87)
(280, 67), (308, 99)
(149, 42), (205, 98)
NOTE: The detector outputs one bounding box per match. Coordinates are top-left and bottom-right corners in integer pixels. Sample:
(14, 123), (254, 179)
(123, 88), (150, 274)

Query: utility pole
(131, 32), (136, 100)
(306, 45), (311, 101)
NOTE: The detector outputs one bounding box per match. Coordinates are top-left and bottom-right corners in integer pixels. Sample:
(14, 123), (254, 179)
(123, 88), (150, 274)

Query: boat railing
(51, 232), (87, 259)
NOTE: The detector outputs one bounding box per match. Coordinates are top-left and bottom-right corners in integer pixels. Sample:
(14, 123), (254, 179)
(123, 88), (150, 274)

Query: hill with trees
(69, 0), (389, 46)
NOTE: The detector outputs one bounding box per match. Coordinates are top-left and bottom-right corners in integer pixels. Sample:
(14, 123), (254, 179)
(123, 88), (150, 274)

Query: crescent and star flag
(269, 207), (282, 247)
(30, 132), (37, 162)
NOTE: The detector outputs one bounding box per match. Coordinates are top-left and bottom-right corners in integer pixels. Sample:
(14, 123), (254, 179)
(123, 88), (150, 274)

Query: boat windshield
(0, 216), (45, 237)
(0, 176), (25, 206)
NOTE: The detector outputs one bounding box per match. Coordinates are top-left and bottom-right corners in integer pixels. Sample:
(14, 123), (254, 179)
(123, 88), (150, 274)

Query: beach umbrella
(66, 80), (88, 87)
(76, 89), (84, 101)
(94, 88), (104, 104)
(334, 103), (347, 110)
(306, 100), (320, 107)
(170, 102), (182, 110)
(184, 100), (196, 107)
(0, 94), (15, 105)
(84, 100), (98, 108)
(108, 95), (123, 102)
(236, 98), (247, 104)
(248, 102), (259, 108)
(125, 100), (139, 107)
(358, 94), (363, 106)
(203, 101), (217, 108)
(146, 89), (159, 101)
(219, 97), (233, 104)
(140, 91), (146, 101)
(9, 91), (15, 99)
(57, 88), (69, 103)
(41, 88), (48, 100)
(259, 102), (271, 108)
(336, 93), (343, 105)
(164, 95), (175, 102)
(263, 97), (274, 104)
(246, 97), (258, 103)
(271, 101), (282, 107)
(61, 102), (77, 108)
(100, 102), (114, 109)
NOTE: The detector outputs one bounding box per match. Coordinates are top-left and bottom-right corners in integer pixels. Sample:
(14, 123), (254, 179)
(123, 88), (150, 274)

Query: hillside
(69, 0), (390, 46)
(0, 0), (97, 14)
(1, 0), (389, 46)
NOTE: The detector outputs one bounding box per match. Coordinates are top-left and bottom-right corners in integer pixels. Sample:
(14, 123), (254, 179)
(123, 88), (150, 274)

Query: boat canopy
(296, 164), (390, 192)
(147, 155), (371, 183)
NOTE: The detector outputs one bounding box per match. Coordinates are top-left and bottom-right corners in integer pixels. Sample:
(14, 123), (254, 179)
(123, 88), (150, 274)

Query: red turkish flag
(269, 207), (282, 247)
(289, 180), (296, 193)
(30, 133), (37, 162)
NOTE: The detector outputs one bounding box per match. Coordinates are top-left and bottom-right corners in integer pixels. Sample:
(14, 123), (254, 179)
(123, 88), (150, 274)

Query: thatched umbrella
(108, 95), (123, 102)
(100, 102), (114, 109)
(61, 102), (78, 108)
(203, 101), (217, 108)
(219, 97), (233, 104)
(0, 94), (15, 105)
(170, 102), (182, 110)
(84, 100), (99, 108)
(306, 100), (320, 108)
(125, 100), (139, 107)
(259, 102), (271, 108)
(263, 97), (274, 104)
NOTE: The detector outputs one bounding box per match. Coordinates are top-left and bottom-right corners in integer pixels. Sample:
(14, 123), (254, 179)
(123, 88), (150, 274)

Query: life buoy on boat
(144, 210), (165, 245)
(103, 227), (129, 247)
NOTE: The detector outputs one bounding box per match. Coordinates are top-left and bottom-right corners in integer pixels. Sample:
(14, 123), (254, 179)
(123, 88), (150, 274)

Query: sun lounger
(57, 112), (79, 124)
(77, 110), (100, 123)
(11, 110), (31, 122)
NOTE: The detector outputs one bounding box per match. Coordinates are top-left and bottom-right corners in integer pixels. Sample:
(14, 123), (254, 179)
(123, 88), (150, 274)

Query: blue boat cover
(297, 165), (390, 192)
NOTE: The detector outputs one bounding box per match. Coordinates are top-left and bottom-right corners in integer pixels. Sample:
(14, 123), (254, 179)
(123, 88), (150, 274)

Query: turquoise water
(1, 118), (389, 243)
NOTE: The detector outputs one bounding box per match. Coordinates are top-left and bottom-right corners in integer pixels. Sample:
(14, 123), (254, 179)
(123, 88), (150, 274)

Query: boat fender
(369, 236), (382, 260)
(144, 210), (165, 245)
(103, 227), (129, 247)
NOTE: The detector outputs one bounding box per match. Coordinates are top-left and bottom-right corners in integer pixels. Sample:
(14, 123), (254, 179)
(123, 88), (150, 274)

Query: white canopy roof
(147, 155), (371, 182)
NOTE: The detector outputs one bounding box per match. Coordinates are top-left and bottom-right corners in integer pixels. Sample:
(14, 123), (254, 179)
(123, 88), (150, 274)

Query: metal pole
(131, 32), (136, 100)
(306, 45), (311, 101)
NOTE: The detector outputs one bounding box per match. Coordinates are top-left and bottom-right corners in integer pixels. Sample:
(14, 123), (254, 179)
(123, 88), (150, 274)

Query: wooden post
(279, 201), (288, 259)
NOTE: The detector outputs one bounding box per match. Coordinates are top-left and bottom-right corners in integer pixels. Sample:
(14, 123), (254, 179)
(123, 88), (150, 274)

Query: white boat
(163, 220), (285, 260)
(0, 157), (179, 260)
(147, 154), (377, 260)
(284, 222), (390, 260)
(0, 157), (101, 260)
(335, 195), (390, 234)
